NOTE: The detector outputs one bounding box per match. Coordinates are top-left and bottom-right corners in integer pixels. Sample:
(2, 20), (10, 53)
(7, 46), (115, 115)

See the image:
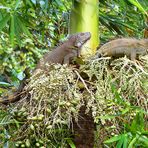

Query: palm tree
(69, 0), (99, 57)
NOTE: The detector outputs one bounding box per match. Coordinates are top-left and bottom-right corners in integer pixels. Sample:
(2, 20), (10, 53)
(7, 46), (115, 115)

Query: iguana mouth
(75, 32), (91, 48)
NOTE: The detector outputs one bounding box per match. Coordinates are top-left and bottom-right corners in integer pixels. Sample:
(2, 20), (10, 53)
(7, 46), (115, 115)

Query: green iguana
(0, 32), (91, 104)
(35, 32), (91, 71)
(97, 38), (148, 60)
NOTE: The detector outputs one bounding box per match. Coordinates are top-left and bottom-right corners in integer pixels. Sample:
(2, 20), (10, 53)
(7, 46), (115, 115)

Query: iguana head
(68, 32), (91, 48)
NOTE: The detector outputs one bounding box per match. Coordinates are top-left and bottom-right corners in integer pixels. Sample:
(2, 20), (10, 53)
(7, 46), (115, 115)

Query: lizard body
(35, 32), (91, 70)
(0, 32), (91, 104)
(98, 38), (148, 60)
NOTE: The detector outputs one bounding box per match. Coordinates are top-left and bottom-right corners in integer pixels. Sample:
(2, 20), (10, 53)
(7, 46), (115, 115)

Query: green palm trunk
(69, 1), (99, 147)
(69, 0), (99, 57)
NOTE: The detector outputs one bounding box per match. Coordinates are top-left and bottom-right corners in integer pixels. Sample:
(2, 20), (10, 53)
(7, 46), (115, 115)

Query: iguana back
(98, 38), (148, 60)
(35, 32), (91, 70)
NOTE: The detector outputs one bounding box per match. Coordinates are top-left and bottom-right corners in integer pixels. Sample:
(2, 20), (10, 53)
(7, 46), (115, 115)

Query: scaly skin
(98, 38), (148, 60)
(0, 32), (91, 104)
(35, 32), (91, 70)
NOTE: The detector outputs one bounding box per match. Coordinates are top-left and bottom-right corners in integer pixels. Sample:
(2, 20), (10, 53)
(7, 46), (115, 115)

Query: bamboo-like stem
(69, 0), (99, 57)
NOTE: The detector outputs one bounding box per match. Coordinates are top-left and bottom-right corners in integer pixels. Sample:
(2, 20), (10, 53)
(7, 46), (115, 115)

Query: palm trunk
(69, 0), (99, 57)
(69, 1), (99, 147)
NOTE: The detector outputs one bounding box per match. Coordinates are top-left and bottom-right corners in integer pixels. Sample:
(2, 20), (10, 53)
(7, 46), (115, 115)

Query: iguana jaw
(75, 32), (91, 48)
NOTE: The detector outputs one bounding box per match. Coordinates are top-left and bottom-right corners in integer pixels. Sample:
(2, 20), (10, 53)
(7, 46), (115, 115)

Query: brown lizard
(97, 38), (148, 60)
(0, 32), (91, 104)
(35, 32), (91, 70)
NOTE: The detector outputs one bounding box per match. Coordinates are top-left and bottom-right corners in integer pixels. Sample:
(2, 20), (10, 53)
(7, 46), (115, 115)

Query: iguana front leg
(63, 49), (78, 64)
(130, 49), (137, 61)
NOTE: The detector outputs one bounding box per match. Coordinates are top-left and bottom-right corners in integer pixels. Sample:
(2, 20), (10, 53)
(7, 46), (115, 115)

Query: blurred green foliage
(99, 0), (148, 41)
(104, 112), (148, 147)
(0, 0), (148, 147)
(0, 0), (71, 88)
(0, 0), (147, 85)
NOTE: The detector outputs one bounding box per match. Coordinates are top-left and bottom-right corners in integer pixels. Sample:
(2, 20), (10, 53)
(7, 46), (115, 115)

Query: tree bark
(73, 105), (95, 148)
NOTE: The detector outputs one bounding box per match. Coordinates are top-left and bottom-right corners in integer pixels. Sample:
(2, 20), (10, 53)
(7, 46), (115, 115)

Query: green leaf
(141, 131), (148, 135)
(119, 0), (126, 8)
(0, 82), (11, 87)
(121, 107), (130, 115)
(116, 134), (129, 148)
(104, 135), (121, 144)
(66, 138), (76, 148)
(17, 71), (24, 81)
(123, 134), (128, 148)
(128, 136), (137, 148)
(14, 0), (21, 10)
(128, 0), (148, 16)
(16, 16), (33, 38)
(110, 82), (125, 104)
(0, 13), (10, 31)
(45, 0), (49, 10)
(14, 15), (21, 46)
(13, 119), (20, 129)
(26, 0), (34, 7)
(138, 136), (148, 147)
(10, 15), (15, 45)
(116, 136), (124, 148)
(55, 0), (64, 6)
(130, 112), (144, 133)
